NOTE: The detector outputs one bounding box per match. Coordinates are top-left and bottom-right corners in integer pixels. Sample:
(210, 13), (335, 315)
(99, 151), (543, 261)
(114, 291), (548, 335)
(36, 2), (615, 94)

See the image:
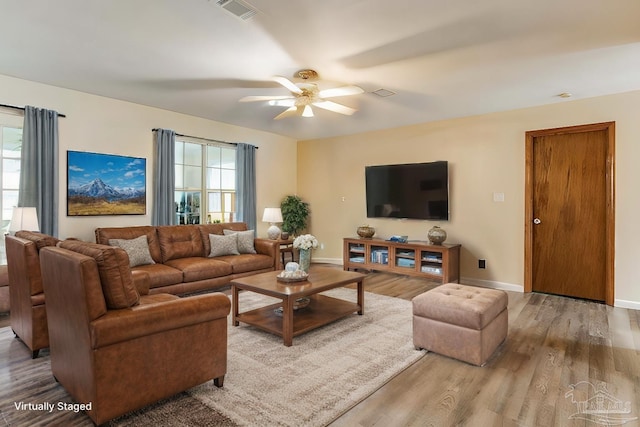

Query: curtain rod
(0, 103), (66, 118)
(152, 128), (258, 149)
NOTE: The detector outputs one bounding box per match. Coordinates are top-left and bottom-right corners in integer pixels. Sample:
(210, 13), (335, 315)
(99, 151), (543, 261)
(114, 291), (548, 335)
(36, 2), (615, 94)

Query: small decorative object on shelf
(280, 231), (290, 240)
(293, 234), (318, 272)
(356, 225), (375, 239)
(427, 226), (447, 245)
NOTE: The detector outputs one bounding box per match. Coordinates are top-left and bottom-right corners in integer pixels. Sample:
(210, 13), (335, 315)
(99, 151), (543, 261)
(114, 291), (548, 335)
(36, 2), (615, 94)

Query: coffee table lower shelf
(234, 294), (361, 344)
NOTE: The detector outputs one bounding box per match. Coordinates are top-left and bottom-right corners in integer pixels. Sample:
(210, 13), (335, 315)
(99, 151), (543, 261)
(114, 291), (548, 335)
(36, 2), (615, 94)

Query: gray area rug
(192, 288), (424, 426)
(0, 288), (423, 426)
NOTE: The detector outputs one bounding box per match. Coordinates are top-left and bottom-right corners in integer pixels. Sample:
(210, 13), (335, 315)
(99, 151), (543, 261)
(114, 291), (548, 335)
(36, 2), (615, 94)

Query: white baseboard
(313, 257), (344, 265)
(614, 299), (640, 310)
(459, 277), (523, 293)
(312, 261), (639, 309)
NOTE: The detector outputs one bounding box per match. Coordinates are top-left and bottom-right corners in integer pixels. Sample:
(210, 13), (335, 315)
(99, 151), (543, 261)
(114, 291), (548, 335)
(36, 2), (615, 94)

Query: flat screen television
(365, 161), (449, 220)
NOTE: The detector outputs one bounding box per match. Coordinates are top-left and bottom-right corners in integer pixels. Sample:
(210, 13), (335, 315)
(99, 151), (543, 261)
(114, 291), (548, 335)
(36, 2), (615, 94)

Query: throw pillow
(209, 233), (240, 257)
(108, 235), (156, 268)
(223, 229), (257, 254)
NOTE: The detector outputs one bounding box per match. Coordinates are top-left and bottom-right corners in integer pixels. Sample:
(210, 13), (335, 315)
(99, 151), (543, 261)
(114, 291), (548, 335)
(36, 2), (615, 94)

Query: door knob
(533, 218), (541, 224)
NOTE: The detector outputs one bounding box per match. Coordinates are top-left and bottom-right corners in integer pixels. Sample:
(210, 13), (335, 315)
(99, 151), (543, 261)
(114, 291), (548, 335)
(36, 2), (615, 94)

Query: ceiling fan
(239, 69), (364, 120)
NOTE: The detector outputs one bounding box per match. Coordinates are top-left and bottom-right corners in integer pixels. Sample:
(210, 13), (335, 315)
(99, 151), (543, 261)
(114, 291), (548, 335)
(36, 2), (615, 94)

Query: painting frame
(67, 150), (146, 216)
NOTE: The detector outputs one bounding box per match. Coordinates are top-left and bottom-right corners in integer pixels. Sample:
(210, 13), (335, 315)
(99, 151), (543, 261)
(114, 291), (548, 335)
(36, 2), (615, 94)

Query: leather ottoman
(413, 283), (508, 366)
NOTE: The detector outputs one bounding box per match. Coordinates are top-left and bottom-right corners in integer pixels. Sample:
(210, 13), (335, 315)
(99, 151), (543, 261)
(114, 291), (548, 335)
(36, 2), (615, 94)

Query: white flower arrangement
(293, 234), (319, 250)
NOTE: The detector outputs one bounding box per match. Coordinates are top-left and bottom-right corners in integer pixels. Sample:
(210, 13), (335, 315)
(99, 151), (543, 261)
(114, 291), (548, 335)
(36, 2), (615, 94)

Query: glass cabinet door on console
(394, 247), (415, 270)
(420, 251), (443, 276)
(347, 242), (366, 264)
(370, 245), (389, 266)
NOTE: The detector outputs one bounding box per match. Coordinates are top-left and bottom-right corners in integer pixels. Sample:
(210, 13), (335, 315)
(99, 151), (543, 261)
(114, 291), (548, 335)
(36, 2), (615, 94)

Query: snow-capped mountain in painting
(68, 178), (144, 201)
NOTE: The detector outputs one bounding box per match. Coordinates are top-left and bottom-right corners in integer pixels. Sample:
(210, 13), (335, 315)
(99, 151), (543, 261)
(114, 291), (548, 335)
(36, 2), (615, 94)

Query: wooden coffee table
(231, 266), (366, 346)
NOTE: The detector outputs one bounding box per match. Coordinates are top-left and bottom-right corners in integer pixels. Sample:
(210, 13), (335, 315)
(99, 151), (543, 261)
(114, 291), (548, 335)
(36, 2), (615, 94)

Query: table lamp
(262, 207), (283, 240)
(8, 207), (40, 235)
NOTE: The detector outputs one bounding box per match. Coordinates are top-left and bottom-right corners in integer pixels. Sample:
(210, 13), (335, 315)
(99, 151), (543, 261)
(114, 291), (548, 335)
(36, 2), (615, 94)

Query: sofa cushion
(208, 233), (240, 257)
(132, 264), (184, 289)
(59, 240), (140, 309)
(223, 229), (257, 254)
(108, 235), (156, 267)
(157, 225), (204, 262)
(164, 257), (233, 282)
(215, 254), (274, 274)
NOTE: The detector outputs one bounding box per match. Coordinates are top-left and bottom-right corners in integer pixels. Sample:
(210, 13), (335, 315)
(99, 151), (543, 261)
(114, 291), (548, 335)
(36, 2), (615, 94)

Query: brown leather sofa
(39, 240), (231, 425)
(95, 222), (280, 295)
(5, 231), (60, 358)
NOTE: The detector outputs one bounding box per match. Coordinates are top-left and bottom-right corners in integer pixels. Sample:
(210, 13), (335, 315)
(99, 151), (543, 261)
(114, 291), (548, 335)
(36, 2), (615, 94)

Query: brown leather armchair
(39, 241), (230, 426)
(5, 231), (60, 358)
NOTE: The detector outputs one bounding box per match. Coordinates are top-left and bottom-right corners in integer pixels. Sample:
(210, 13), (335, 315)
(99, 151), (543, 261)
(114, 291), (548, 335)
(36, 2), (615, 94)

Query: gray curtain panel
(19, 106), (59, 236)
(152, 129), (176, 226)
(236, 143), (257, 232)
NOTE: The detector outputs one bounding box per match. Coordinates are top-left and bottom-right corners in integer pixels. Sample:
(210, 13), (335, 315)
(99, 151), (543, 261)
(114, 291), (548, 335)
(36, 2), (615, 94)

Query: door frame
(524, 122), (615, 305)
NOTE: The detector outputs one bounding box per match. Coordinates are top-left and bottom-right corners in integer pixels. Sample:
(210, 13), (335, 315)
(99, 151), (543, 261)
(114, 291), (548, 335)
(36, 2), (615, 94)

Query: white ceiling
(2, 0), (640, 140)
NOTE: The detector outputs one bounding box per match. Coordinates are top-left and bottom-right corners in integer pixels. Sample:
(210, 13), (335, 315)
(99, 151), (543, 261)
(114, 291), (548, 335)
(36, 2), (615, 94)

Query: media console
(343, 237), (461, 283)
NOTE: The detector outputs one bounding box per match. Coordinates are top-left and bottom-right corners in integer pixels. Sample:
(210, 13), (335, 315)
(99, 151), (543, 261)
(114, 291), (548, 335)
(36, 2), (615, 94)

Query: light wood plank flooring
(2, 267), (639, 426)
(331, 269), (640, 427)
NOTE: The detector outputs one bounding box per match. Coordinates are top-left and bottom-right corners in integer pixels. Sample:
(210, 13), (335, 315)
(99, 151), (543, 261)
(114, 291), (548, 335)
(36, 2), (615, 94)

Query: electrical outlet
(479, 259), (486, 269)
(320, 243), (325, 250)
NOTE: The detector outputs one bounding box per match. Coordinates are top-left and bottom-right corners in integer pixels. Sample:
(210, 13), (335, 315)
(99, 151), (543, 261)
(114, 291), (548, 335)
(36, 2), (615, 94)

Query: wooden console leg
(214, 375), (225, 388)
(32, 349), (39, 359)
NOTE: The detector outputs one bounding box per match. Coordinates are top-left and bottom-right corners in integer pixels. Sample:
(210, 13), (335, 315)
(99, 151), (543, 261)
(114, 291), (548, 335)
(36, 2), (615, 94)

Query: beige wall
(0, 74), (297, 242)
(2, 72), (638, 307)
(299, 90), (640, 308)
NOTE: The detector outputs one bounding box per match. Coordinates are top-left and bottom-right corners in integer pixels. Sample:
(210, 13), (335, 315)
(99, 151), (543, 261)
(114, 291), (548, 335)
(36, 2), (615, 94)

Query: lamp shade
(9, 207), (40, 234)
(262, 207), (283, 223)
(262, 207), (283, 240)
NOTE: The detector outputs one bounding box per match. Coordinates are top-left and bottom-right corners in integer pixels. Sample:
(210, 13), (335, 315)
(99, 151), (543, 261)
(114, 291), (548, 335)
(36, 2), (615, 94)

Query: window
(0, 125), (22, 261)
(175, 139), (236, 224)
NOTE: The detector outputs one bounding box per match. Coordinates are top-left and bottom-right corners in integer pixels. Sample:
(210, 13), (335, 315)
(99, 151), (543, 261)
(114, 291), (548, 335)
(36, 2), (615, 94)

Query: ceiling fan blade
(302, 105), (314, 118)
(273, 76), (303, 94)
(274, 106), (303, 120)
(318, 85), (364, 98)
(312, 100), (357, 115)
(239, 95), (295, 102)
(268, 99), (296, 107)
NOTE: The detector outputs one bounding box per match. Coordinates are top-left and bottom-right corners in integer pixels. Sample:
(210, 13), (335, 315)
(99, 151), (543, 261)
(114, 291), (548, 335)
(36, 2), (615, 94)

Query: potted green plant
(280, 195), (310, 237)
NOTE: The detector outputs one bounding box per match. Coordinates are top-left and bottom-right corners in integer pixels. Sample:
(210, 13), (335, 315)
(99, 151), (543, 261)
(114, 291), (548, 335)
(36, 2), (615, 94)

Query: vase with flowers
(293, 234), (318, 273)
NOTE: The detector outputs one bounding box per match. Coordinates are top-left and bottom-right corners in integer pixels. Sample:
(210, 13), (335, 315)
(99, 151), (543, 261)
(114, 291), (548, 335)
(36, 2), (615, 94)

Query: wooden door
(525, 122), (615, 304)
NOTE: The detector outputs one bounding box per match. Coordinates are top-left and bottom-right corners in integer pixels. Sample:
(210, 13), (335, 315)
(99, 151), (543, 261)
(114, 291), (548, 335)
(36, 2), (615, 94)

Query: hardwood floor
(331, 268), (640, 427)
(2, 266), (639, 426)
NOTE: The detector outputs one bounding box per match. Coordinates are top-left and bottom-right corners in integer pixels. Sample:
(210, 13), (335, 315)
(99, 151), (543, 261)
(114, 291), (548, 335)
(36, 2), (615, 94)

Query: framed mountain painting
(67, 150), (146, 216)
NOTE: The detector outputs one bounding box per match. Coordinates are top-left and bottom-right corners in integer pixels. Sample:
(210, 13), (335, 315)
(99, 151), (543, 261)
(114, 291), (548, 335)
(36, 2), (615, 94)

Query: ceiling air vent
(215, 0), (257, 20)
(372, 88), (396, 98)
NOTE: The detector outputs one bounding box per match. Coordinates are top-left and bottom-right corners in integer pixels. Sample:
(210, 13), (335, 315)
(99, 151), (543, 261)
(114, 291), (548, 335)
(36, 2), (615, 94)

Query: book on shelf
(421, 265), (442, 275)
(396, 258), (415, 268)
(422, 255), (442, 263)
(370, 249), (389, 265)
